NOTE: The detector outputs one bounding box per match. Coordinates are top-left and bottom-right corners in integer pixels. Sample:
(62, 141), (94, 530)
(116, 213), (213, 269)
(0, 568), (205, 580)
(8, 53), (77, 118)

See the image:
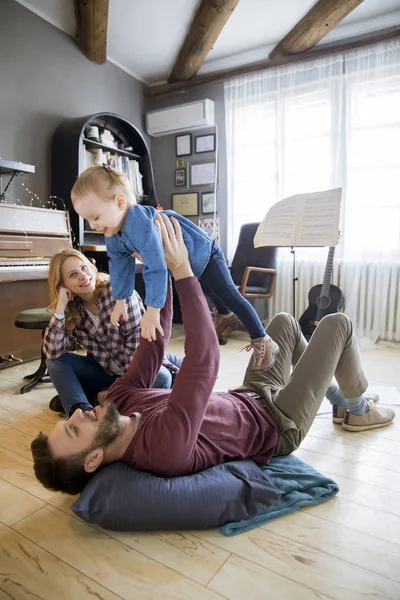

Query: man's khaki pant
(232, 312), (368, 455)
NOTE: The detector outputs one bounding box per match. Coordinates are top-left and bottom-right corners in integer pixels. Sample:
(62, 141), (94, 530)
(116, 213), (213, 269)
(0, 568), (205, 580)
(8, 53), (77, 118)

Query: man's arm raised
(140, 215), (220, 475)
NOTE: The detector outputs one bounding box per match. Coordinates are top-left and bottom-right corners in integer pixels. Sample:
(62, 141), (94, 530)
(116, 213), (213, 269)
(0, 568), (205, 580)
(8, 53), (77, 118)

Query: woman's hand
(155, 214), (193, 280)
(55, 286), (74, 315)
(111, 299), (128, 326)
(140, 306), (164, 342)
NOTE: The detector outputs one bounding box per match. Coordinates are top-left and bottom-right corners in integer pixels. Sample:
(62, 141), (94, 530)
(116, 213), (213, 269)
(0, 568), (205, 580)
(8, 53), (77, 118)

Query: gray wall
(146, 83), (228, 252)
(0, 0), (147, 208)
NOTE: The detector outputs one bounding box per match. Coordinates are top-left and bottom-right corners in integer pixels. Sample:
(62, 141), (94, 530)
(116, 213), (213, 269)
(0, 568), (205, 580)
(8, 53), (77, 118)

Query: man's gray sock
(345, 394), (369, 416)
(326, 384), (347, 407)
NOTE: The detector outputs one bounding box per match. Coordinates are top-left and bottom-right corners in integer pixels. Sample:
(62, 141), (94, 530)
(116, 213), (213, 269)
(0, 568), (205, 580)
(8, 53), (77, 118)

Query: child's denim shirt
(105, 205), (212, 307)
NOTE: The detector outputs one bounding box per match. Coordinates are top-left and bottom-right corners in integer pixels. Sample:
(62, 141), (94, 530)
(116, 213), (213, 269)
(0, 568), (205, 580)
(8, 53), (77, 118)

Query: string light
(23, 184), (48, 207)
(50, 195), (67, 211)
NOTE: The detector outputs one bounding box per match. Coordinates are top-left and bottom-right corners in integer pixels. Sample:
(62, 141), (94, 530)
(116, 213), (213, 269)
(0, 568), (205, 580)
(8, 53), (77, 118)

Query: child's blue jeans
(199, 241), (265, 340)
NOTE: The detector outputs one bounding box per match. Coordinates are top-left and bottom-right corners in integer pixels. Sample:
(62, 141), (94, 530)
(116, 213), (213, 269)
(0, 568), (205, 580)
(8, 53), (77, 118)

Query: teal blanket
(219, 454), (339, 536)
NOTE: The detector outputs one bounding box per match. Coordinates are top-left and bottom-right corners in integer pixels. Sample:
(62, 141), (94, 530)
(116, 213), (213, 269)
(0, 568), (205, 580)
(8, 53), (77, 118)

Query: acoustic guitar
(298, 246), (344, 341)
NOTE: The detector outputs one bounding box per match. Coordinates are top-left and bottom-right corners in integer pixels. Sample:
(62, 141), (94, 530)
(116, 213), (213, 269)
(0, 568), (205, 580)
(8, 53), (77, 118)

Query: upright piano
(0, 203), (72, 369)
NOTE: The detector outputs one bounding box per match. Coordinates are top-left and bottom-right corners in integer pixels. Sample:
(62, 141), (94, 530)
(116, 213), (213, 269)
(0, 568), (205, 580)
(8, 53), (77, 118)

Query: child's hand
(140, 307), (164, 342)
(111, 299), (128, 326)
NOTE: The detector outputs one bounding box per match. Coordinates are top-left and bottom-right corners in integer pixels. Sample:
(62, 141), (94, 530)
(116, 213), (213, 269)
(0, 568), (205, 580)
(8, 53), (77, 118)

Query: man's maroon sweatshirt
(107, 277), (278, 477)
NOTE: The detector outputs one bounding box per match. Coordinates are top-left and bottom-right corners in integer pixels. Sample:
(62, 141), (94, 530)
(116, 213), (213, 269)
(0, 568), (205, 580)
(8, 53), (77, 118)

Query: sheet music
(254, 188), (342, 247)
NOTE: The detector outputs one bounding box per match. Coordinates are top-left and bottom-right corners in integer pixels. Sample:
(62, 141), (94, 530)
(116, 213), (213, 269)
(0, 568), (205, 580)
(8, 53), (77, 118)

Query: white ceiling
(16, 0), (400, 85)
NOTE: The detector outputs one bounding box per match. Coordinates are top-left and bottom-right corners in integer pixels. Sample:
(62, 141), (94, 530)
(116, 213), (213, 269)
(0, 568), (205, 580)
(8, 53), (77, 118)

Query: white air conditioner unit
(146, 99), (215, 137)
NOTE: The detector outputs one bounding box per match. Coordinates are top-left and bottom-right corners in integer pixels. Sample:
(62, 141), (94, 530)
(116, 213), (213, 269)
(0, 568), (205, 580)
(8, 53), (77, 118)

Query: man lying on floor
(31, 214), (395, 496)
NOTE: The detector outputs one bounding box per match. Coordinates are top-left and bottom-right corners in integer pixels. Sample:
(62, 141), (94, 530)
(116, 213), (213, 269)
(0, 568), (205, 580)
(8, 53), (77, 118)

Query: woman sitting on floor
(43, 248), (181, 417)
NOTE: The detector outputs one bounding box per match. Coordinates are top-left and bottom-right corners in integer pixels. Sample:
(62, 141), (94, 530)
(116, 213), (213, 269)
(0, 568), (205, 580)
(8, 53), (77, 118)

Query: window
(344, 75), (400, 258)
(225, 43), (400, 262)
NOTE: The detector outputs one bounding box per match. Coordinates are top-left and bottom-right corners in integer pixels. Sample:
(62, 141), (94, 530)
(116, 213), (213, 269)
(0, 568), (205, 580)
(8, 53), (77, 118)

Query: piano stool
(14, 309), (51, 394)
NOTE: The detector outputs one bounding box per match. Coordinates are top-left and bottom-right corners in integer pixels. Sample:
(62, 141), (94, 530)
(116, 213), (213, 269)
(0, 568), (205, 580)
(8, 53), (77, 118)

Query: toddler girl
(71, 165), (278, 370)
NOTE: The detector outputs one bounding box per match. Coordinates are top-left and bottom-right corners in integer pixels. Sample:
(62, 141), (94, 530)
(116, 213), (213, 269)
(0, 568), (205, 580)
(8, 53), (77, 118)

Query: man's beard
(92, 401), (122, 449)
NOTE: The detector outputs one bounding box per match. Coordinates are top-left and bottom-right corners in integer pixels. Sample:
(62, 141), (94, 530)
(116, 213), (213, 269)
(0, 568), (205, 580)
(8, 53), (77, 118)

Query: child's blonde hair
(71, 166), (137, 206)
(47, 248), (109, 332)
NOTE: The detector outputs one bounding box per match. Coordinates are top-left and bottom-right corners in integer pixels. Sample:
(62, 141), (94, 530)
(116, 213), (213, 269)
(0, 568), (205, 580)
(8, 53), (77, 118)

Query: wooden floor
(1, 331), (400, 600)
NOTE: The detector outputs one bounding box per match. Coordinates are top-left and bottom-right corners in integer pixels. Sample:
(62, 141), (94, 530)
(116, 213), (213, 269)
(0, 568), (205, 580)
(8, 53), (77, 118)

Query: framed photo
(176, 133), (192, 157)
(176, 158), (185, 168)
(195, 134), (216, 153)
(172, 192), (198, 216)
(189, 160), (216, 188)
(201, 191), (216, 214)
(175, 169), (186, 187)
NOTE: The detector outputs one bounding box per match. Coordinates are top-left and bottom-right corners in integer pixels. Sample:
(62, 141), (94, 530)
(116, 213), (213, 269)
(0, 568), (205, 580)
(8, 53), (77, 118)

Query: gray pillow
(72, 460), (282, 531)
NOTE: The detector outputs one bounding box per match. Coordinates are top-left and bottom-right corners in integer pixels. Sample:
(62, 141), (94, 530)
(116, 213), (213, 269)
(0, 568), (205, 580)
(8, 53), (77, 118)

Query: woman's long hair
(47, 248), (109, 332)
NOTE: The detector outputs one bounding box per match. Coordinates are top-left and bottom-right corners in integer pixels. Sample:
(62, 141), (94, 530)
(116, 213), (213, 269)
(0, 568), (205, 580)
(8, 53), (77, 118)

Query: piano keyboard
(0, 260), (50, 282)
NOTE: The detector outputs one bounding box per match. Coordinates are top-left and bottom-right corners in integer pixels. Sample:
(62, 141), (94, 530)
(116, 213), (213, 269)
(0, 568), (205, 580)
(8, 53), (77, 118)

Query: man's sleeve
(113, 278), (173, 390)
(138, 277), (220, 475)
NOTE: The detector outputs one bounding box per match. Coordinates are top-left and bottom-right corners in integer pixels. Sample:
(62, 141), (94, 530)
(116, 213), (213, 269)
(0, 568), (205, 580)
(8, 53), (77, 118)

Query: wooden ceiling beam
(269, 0), (364, 59)
(168, 0), (240, 83)
(147, 27), (400, 99)
(74, 0), (109, 64)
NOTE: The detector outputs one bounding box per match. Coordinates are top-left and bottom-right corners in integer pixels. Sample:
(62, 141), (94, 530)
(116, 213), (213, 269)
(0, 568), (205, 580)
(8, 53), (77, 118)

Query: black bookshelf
(51, 113), (158, 249)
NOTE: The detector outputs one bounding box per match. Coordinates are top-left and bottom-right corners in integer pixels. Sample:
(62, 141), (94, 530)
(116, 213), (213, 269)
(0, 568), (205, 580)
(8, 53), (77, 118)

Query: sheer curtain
(225, 40), (400, 342)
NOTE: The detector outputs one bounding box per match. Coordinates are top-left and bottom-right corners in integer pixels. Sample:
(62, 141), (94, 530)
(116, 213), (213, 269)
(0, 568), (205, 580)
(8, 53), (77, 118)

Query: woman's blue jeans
(46, 352), (182, 416)
(199, 242), (265, 340)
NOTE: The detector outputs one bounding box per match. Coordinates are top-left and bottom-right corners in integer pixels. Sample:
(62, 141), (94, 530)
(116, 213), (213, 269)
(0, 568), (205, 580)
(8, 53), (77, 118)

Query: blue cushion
(71, 460), (282, 531)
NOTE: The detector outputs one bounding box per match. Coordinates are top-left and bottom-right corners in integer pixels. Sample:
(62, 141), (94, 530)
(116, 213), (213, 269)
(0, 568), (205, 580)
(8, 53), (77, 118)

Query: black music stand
(291, 247), (299, 318)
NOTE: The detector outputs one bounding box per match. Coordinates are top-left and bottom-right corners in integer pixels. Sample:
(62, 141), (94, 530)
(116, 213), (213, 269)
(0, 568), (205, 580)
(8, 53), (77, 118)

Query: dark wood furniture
(0, 202), (72, 370)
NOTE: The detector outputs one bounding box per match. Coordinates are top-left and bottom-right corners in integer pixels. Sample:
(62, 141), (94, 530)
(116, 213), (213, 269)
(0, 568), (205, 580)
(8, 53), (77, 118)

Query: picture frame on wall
(176, 158), (185, 168)
(176, 133), (192, 157)
(201, 191), (216, 214)
(189, 160), (216, 188)
(175, 169), (186, 187)
(195, 133), (216, 154)
(172, 192), (198, 216)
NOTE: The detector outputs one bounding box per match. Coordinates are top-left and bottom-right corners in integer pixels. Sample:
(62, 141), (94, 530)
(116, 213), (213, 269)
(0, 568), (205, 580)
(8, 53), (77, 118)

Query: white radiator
(270, 257), (400, 343)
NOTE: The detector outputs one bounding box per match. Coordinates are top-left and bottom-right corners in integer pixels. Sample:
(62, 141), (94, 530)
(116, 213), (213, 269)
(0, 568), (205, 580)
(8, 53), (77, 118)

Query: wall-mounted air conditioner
(145, 99), (215, 137)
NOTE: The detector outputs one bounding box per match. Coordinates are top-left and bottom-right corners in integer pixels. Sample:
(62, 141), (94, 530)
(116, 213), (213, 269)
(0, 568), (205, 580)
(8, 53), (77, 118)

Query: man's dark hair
(31, 432), (93, 495)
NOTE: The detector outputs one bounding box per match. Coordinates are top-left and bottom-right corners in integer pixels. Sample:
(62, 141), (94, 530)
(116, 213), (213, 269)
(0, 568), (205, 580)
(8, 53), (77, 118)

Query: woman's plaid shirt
(43, 282), (144, 375)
